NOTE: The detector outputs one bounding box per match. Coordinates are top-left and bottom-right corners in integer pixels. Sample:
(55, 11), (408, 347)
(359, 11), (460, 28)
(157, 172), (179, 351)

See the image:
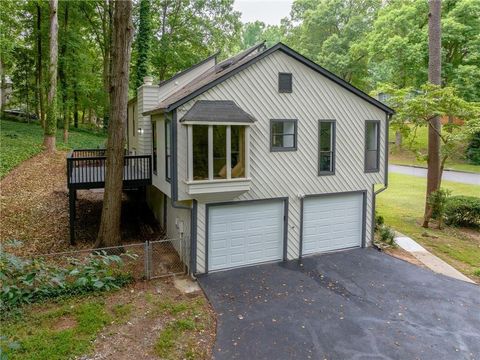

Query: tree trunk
(43, 0), (58, 152)
(36, 3), (46, 128)
(101, 0), (113, 129)
(73, 87), (79, 128)
(60, 2), (69, 143)
(395, 131), (402, 149)
(0, 58), (4, 117)
(96, 0), (133, 248)
(423, 0), (442, 228)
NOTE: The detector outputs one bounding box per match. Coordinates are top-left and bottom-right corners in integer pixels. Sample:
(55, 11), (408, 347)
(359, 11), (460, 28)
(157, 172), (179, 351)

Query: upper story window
(318, 120), (335, 175)
(152, 120), (157, 174)
(191, 125), (246, 181)
(270, 119), (297, 152)
(278, 73), (292, 93)
(365, 120), (380, 172)
(165, 118), (171, 181)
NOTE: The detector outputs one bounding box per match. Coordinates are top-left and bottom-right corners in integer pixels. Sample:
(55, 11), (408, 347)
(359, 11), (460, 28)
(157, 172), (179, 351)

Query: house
(127, 42), (394, 275)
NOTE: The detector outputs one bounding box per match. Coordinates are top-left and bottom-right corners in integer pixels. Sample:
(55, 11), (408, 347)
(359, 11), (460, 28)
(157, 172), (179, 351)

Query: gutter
(371, 113), (392, 242)
(169, 108), (196, 276)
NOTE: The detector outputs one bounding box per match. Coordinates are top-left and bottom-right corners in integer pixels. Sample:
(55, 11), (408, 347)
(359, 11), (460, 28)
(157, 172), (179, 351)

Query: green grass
(1, 298), (112, 360)
(377, 173), (480, 280)
(0, 119), (106, 178)
(389, 125), (480, 173)
(154, 298), (211, 360)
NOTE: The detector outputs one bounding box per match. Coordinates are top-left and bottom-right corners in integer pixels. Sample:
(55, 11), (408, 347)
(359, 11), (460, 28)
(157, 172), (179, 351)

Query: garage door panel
(208, 201), (284, 271)
(302, 193), (363, 255)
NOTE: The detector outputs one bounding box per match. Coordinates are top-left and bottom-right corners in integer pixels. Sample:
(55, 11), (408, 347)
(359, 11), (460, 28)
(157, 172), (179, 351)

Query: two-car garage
(206, 192), (365, 272)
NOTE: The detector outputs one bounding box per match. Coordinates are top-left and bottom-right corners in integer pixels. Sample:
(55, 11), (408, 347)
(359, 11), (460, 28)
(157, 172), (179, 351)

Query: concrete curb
(394, 232), (475, 284)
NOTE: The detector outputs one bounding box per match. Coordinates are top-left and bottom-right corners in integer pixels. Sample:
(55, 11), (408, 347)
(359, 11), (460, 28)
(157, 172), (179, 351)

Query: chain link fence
(33, 237), (189, 280)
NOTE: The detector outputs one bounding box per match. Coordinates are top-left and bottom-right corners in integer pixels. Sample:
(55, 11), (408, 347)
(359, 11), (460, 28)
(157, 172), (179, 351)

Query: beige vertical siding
(174, 50), (387, 273)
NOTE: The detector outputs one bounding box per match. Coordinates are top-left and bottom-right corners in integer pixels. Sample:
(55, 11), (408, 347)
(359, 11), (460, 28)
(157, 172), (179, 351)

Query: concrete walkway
(394, 233), (475, 283)
(389, 164), (480, 185)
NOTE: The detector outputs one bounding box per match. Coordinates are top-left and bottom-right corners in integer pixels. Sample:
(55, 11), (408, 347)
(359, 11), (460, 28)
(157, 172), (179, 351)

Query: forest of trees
(1, 0), (479, 234)
(2, 0), (479, 128)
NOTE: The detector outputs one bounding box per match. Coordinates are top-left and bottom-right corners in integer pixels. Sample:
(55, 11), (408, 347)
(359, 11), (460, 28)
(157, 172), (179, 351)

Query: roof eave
(147, 43), (395, 116)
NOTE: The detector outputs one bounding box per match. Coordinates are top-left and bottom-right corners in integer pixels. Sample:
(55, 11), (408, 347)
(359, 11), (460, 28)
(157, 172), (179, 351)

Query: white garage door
(208, 200), (284, 271)
(302, 193), (363, 255)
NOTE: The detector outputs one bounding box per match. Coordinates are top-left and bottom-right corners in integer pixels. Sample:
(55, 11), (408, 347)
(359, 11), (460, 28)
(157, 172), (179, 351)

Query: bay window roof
(179, 100), (256, 123)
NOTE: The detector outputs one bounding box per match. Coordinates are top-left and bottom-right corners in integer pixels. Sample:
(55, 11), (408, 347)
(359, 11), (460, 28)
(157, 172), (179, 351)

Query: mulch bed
(0, 151), (163, 257)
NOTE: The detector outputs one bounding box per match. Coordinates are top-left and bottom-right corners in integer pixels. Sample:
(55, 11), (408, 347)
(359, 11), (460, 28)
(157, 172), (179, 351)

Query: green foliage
(428, 188), (451, 227)
(0, 249), (134, 315)
(378, 83), (480, 167)
(466, 132), (480, 165)
(0, 119), (106, 178)
(374, 213), (384, 230)
(135, 0), (152, 90)
(444, 196), (480, 228)
(378, 225), (396, 246)
(149, 0), (242, 81)
(285, 0), (381, 88)
(241, 21), (284, 49)
(1, 299), (111, 360)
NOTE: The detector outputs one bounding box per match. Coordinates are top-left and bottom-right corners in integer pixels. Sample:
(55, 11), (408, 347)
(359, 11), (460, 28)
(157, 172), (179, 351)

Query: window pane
(213, 126), (227, 179)
(319, 152), (332, 172)
(319, 122), (332, 151)
(271, 120), (296, 149)
(231, 126), (245, 178)
(366, 150), (377, 170)
(366, 122), (378, 151)
(193, 125), (208, 180)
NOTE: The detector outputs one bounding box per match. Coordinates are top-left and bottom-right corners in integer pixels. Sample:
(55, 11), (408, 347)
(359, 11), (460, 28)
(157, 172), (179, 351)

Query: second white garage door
(208, 200), (284, 271)
(302, 192), (363, 255)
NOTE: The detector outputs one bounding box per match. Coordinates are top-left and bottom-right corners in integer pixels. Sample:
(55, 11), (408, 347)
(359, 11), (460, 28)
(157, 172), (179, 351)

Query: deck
(67, 149), (152, 244)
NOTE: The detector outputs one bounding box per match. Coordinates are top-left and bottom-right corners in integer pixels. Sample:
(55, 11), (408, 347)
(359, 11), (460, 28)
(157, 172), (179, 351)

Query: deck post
(69, 188), (76, 245)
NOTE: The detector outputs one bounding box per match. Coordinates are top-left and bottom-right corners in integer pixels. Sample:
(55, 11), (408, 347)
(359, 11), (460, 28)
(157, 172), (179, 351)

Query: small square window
(278, 73), (292, 93)
(270, 119), (297, 151)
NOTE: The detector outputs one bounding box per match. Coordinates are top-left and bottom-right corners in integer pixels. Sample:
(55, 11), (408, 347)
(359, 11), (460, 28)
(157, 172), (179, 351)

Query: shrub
(466, 131), (480, 165)
(428, 188), (451, 228)
(375, 213), (384, 230)
(444, 196), (480, 228)
(0, 250), (135, 314)
(378, 225), (396, 246)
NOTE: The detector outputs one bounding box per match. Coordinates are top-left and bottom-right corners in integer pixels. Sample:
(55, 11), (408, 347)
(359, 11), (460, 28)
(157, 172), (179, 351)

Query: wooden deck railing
(67, 149), (152, 189)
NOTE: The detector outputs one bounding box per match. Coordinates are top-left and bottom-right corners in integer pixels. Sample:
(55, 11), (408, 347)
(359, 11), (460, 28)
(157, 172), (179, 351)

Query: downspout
(169, 108), (196, 277)
(371, 113), (392, 242)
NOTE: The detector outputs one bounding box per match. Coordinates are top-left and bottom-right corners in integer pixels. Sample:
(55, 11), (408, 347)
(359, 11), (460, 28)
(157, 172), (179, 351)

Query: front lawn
(0, 119), (106, 178)
(377, 173), (480, 282)
(389, 125), (480, 173)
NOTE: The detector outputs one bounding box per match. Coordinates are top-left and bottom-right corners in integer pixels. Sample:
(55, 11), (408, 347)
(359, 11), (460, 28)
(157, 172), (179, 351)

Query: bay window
(188, 124), (248, 182)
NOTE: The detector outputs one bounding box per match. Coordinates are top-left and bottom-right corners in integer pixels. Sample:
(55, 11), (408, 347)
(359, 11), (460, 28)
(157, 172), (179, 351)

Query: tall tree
(423, 0), (442, 228)
(59, 1), (70, 143)
(96, 0), (134, 248)
(36, 2), (46, 127)
(43, 0), (58, 152)
(135, 0), (151, 90)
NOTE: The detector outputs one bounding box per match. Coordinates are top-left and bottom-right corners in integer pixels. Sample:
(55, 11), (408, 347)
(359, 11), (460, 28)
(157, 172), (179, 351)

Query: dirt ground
(1, 151), (217, 359)
(85, 278), (216, 360)
(0, 151), (163, 256)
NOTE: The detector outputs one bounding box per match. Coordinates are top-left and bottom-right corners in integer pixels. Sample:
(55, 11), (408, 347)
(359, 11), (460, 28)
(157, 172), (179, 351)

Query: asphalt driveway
(198, 248), (480, 360)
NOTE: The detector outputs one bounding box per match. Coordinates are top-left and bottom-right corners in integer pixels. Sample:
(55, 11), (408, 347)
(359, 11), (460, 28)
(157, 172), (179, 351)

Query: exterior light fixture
(137, 128), (144, 135)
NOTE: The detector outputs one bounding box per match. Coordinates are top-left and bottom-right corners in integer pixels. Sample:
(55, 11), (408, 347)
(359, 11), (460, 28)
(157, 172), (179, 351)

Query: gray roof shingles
(179, 100), (256, 123)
